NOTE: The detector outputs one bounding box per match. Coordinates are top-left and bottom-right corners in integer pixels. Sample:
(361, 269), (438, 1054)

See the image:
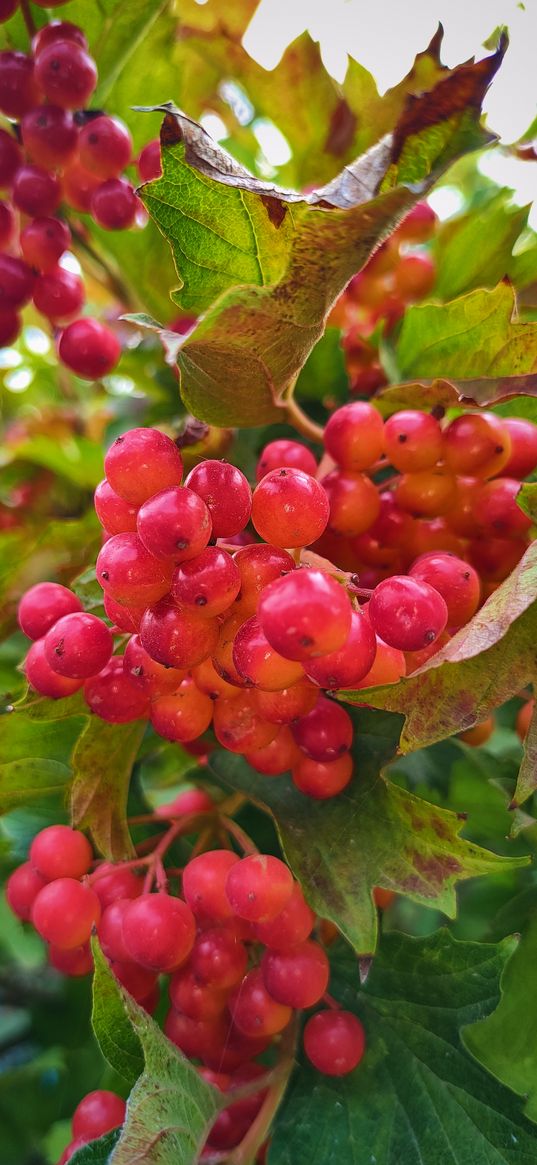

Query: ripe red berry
(169, 966), (228, 1020)
(25, 638), (83, 699)
(384, 409), (443, 472)
(0, 127), (21, 186)
(98, 899), (135, 963)
(105, 427), (183, 505)
(103, 593), (145, 634)
(394, 252), (436, 300)
(121, 893), (196, 972)
(258, 569), (352, 662)
(49, 942), (93, 977)
(233, 616), (305, 691)
(291, 696), (353, 762)
(368, 575), (448, 652)
(91, 177), (138, 230)
(444, 412), (511, 479)
(0, 51), (40, 118)
(253, 882), (315, 949)
(137, 139), (162, 182)
(475, 477), (532, 538)
(324, 402), (384, 472)
(123, 634), (185, 698)
(0, 199), (15, 246)
(213, 690), (277, 754)
(229, 967), (292, 1037)
(409, 552), (481, 627)
(256, 439), (318, 482)
(32, 878), (101, 949)
(185, 460), (252, 537)
(137, 486), (212, 562)
(292, 752), (353, 798)
(21, 105), (78, 168)
(62, 160), (101, 213)
(33, 267), (85, 323)
(154, 787), (214, 819)
(0, 255), (35, 310)
(20, 216), (71, 272)
(18, 582), (82, 641)
(305, 610), (377, 689)
(6, 861), (47, 921)
(262, 940), (330, 1008)
(96, 532), (173, 607)
(91, 863), (143, 909)
(225, 854), (293, 923)
(233, 543), (295, 619)
(12, 165), (61, 217)
(72, 1091), (126, 1141)
(396, 202), (437, 242)
(191, 927), (248, 989)
(94, 479), (138, 535)
(254, 681), (318, 725)
(140, 596), (219, 669)
(150, 678), (213, 742)
(34, 41), (97, 109)
(30, 825), (92, 881)
(252, 467), (329, 548)
(44, 611), (112, 679)
(303, 1009), (366, 1075)
(32, 22), (89, 56)
(171, 546), (241, 616)
(182, 850), (240, 923)
(502, 418), (537, 479)
(78, 115), (132, 179)
(84, 657), (151, 723)
(245, 725), (300, 775)
(322, 470), (380, 536)
(58, 318), (121, 379)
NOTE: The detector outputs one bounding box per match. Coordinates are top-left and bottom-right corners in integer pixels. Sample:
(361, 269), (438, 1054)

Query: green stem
(284, 395), (325, 444)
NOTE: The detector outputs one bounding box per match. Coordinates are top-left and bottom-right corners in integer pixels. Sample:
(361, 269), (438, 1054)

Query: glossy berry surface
(25, 639), (83, 699)
(105, 428), (183, 505)
(185, 460), (252, 537)
(18, 582), (82, 640)
(58, 318), (121, 379)
(72, 1091), (126, 1140)
(182, 850), (240, 923)
(137, 486), (212, 562)
(121, 893), (196, 972)
(96, 533), (172, 607)
(368, 575), (448, 652)
(84, 657), (150, 723)
(140, 597), (219, 669)
(256, 439), (318, 482)
(32, 878), (101, 949)
(30, 825), (92, 881)
(6, 861), (47, 922)
(303, 1010), (366, 1075)
(259, 569), (352, 661)
(44, 611), (112, 678)
(171, 547), (241, 615)
(252, 467), (329, 548)
(291, 696), (353, 762)
(225, 854), (293, 922)
(262, 940), (329, 1008)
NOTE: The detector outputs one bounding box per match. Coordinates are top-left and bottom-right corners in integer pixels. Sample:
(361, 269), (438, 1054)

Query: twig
(283, 395), (324, 444)
(228, 1016), (299, 1165)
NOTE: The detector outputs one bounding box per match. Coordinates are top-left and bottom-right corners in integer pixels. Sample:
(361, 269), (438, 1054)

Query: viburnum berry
(34, 40), (97, 109)
(84, 657), (151, 723)
(233, 616), (305, 691)
(256, 438), (318, 482)
(91, 863), (144, 908)
(396, 201), (437, 242)
(94, 479), (138, 535)
(324, 401), (384, 471)
(384, 409), (443, 472)
(98, 899), (135, 963)
(475, 477), (532, 538)
(110, 959), (157, 1003)
(20, 216), (71, 273)
(190, 927), (248, 989)
(0, 127), (21, 185)
(25, 638), (84, 699)
(103, 593), (145, 634)
(303, 1010), (366, 1075)
(503, 417), (537, 478)
(169, 966), (228, 1020)
(137, 138), (162, 182)
(30, 825), (92, 881)
(58, 318), (121, 380)
(262, 939), (330, 1008)
(105, 428), (183, 505)
(245, 726), (300, 775)
(291, 696), (353, 762)
(137, 486), (212, 562)
(322, 470), (380, 536)
(213, 690), (277, 753)
(182, 850), (240, 923)
(254, 680), (318, 725)
(12, 164), (61, 217)
(32, 21), (89, 56)
(0, 255), (35, 310)
(33, 267), (85, 323)
(78, 115), (132, 178)
(305, 610), (377, 689)
(6, 862), (47, 922)
(225, 854), (293, 923)
(291, 752), (353, 798)
(258, 569), (352, 661)
(72, 1091), (126, 1141)
(21, 105), (78, 168)
(252, 467), (329, 548)
(229, 967), (292, 1037)
(154, 787), (214, 819)
(233, 543), (295, 619)
(140, 596), (219, 669)
(44, 611), (112, 679)
(91, 177), (138, 231)
(49, 942), (94, 978)
(443, 412), (511, 479)
(32, 878), (101, 949)
(185, 460), (252, 537)
(150, 678), (213, 742)
(171, 547), (241, 616)
(368, 575), (448, 652)
(121, 893), (196, 972)
(123, 634), (185, 697)
(253, 882), (315, 949)
(96, 533), (173, 607)
(18, 582), (82, 641)
(409, 552), (481, 627)
(0, 51), (40, 118)
(62, 160), (102, 213)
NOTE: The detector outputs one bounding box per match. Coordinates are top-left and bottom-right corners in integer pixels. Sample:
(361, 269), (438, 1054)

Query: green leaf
(0, 512), (101, 638)
(432, 191), (530, 300)
(0, 705), (86, 814)
(397, 283), (537, 380)
(109, 993), (223, 1164)
(465, 917), (537, 1122)
(70, 717), (146, 860)
(91, 939), (144, 1088)
(343, 541), (537, 767)
(4, 434), (103, 489)
(139, 42), (504, 426)
(209, 709), (526, 955)
(69, 1130), (121, 1165)
(271, 930), (537, 1165)
(512, 699), (537, 808)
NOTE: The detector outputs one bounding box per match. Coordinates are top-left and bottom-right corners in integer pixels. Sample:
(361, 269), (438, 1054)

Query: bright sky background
(240, 0), (537, 219)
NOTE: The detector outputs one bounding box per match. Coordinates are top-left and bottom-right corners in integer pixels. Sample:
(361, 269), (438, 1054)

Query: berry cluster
(329, 202), (438, 394)
(0, 13), (162, 377)
(18, 405), (537, 799)
(6, 814), (366, 1161)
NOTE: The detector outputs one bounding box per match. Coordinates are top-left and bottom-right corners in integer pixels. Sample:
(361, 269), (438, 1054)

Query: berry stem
(20, 0), (36, 37)
(227, 1015), (299, 1165)
(220, 816), (260, 856)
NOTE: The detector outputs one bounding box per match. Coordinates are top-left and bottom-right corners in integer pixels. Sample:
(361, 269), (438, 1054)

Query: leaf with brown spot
(70, 717), (146, 860)
(375, 374), (537, 415)
(209, 708), (526, 955)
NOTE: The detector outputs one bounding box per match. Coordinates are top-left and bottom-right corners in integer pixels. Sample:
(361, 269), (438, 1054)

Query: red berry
(25, 638), (83, 699)
(91, 177), (138, 231)
(396, 202), (437, 242)
(185, 460), (252, 537)
(252, 467), (329, 548)
(137, 486), (212, 562)
(20, 216), (71, 272)
(253, 882), (315, 949)
(0, 199), (15, 246)
(303, 1009), (366, 1075)
(292, 752), (353, 799)
(49, 942), (93, 977)
(291, 696), (353, 762)
(98, 899), (135, 963)
(0, 255), (35, 310)
(229, 968), (292, 1037)
(182, 850), (241, 923)
(103, 593), (145, 634)
(72, 1091), (126, 1141)
(137, 139), (162, 182)
(33, 267), (85, 323)
(155, 788), (214, 819)
(123, 634), (185, 698)
(258, 569), (352, 662)
(58, 318), (121, 380)
(79, 116), (132, 179)
(322, 470), (380, 536)
(503, 418), (537, 478)
(256, 439), (317, 482)
(33, 22), (88, 56)
(96, 532), (173, 607)
(44, 611), (112, 679)
(12, 165), (61, 217)
(6, 861), (47, 921)
(91, 864), (143, 909)
(62, 160), (101, 213)
(305, 610), (377, 689)
(262, 940), (329, 1008)
(245, 726), (300, 775)
(84, 657), (150, 723)
(34, 41), (97, 109)
(105, 427), (183, 505)
(444, 412), (511, 479)
(0, 52), (40, 118)
(150, 678), (213, 742)
(475, 477), (532, 538)
(94, 479), (138, 535)
(225, 854), (293, 923)
(21, 105), (78, 168)
(368, 575), (448, 652)
(18, 582), (82, 641)
(233, 616), (305, 691)
(171, 546), (241, 616)
(191, 927), (248, 989)
(0, 127), (21, 186)
(233, 543), (295, 619)
(32, 878), (101, 949)
(169, 966), (228, 1020)
(30, 825), (92, 881)
(394, 253), (436, 300)
(324, 402), (384, 472)
(384, 409), (443, 472)
(140, 596), (219, 669)
(409, 552), (481, 627)
(121, 893), (196, 972)
(213, 690), (277, 754)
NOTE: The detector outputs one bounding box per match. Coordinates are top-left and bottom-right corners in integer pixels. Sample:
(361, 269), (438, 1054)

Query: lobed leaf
(209, 708), (527, 955)
(138, 40), (505, 426)
(270, 930), (537, 1164)
(70, 717), (146, 860)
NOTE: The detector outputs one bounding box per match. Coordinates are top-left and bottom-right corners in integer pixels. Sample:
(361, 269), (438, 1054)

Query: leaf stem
(283, 396), (324, 444)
